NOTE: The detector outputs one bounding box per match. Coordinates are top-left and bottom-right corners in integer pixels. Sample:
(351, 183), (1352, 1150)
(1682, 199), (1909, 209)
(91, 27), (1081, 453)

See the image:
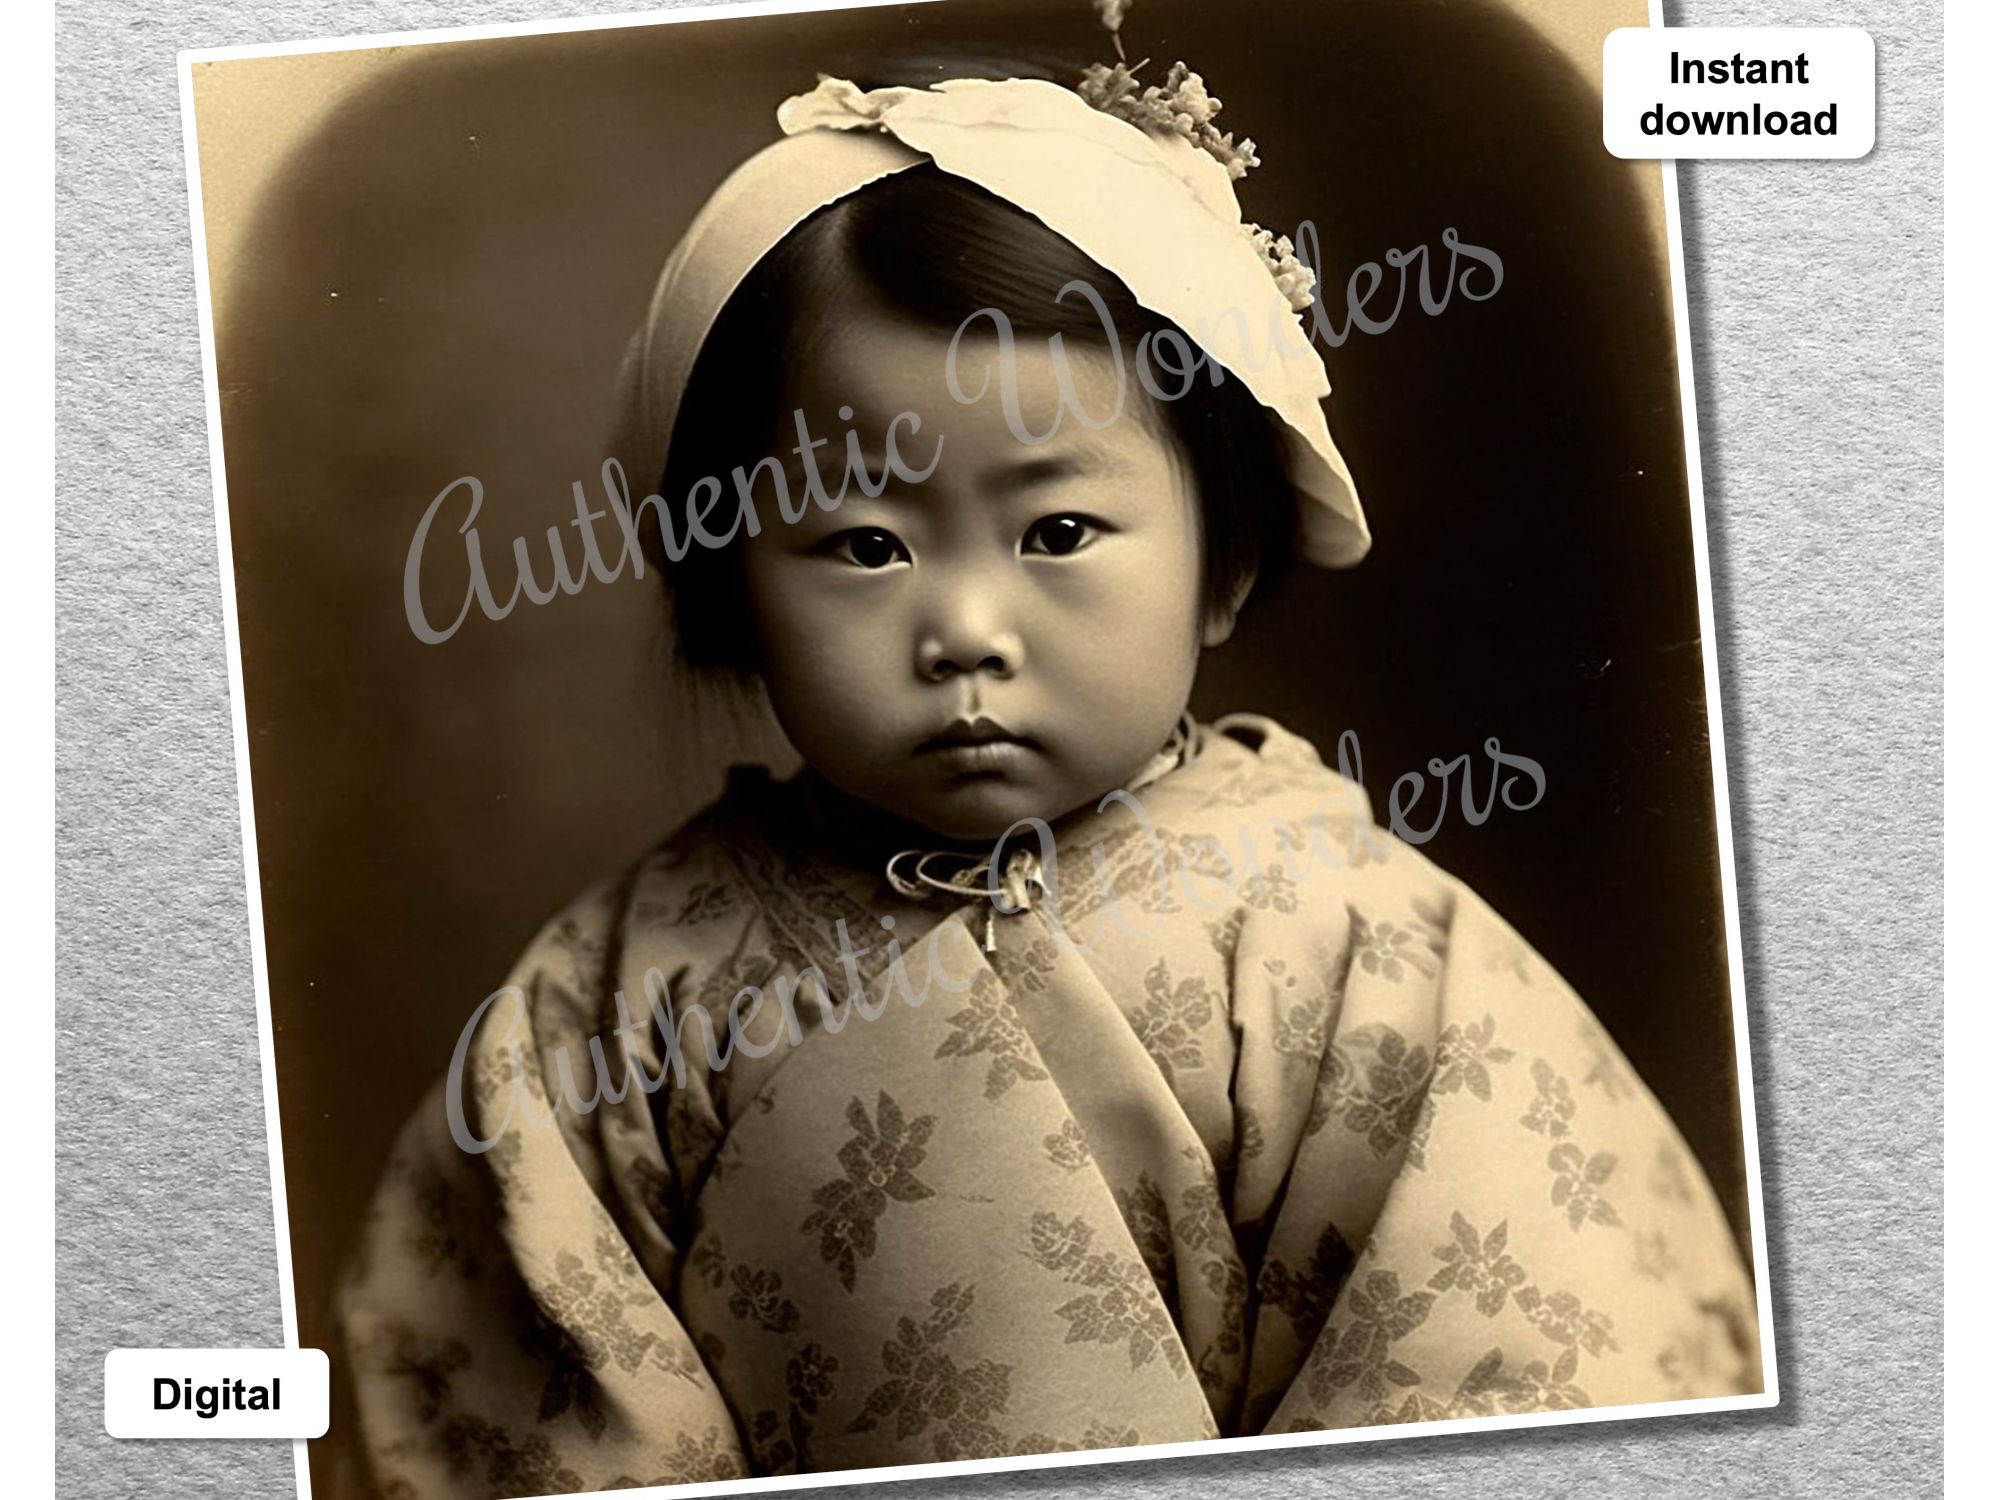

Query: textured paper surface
(54, 0), (1943, 1495)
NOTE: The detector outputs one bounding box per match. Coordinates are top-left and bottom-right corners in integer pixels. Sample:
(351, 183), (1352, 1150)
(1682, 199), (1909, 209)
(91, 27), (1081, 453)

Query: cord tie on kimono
(885, 844), (1049, 953)
(880, 715), (1196, 952)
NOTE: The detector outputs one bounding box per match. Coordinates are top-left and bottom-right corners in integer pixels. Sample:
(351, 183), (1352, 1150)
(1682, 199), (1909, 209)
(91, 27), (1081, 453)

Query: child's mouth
(915, 717), (1039, 774)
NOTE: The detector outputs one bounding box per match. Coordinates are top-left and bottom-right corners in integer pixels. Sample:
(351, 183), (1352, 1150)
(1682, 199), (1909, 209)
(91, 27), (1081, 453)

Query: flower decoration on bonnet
(1075, 59), (1317, 315)
(615, 0), (1369, 570)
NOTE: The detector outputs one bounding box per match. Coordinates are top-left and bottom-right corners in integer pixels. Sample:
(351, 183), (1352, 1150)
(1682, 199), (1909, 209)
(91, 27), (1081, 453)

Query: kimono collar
(884, 712), (1198, 950)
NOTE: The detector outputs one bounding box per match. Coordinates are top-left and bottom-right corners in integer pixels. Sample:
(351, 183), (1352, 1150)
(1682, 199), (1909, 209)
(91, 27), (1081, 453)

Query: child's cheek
(758, 572), (899, 683)
(1093, 532), (1205, 625)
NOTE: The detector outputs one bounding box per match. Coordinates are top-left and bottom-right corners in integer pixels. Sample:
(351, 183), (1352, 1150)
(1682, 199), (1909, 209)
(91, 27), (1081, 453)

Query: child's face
(741, 301), (1236, 842)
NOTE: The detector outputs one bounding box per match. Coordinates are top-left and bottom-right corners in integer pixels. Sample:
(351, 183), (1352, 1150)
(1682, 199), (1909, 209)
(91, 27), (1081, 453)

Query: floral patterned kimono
(335, 715), (1760, 1498)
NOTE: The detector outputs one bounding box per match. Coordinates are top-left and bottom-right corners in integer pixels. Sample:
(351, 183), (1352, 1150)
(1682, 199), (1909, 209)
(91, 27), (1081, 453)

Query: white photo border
(173, 2), (1782, 1496)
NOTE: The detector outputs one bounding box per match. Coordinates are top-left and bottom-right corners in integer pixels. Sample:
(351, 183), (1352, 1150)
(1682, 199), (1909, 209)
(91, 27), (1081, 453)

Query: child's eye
(1022, 514), (1102, 557)
(820, 527), (910, 570)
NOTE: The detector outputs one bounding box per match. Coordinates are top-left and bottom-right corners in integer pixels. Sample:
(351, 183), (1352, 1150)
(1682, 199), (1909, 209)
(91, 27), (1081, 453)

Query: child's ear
(1201, 570), (1258, 648)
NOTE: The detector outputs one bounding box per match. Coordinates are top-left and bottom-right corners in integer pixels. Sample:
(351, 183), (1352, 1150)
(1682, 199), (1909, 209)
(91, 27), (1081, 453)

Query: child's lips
(918, 739), (1038, 776)
(914, 718), (1040, 775)
(916, 715), (1034, 750)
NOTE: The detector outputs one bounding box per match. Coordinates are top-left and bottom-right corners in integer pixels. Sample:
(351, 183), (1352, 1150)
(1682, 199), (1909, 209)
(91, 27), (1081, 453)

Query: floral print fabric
(334, 715), (1760, 1497)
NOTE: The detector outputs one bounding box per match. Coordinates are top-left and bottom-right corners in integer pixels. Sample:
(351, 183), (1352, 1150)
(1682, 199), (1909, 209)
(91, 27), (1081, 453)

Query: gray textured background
(54, 0), (1943, 1497)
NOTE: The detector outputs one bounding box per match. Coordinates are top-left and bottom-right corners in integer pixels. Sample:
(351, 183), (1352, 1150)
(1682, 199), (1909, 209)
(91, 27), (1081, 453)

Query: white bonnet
(616, 73), (1368, 568)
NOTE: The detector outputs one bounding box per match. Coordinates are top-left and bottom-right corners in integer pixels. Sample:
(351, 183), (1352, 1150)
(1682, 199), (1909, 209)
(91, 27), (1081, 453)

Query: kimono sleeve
(1244, 849), (1762, 1431)
(329, 876), (751, 1498)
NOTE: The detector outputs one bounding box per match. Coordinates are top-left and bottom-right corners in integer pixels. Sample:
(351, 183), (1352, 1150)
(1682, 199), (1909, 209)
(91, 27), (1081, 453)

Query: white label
(104, 1348), (330, 1438)
(1603, 27), (1875, 159)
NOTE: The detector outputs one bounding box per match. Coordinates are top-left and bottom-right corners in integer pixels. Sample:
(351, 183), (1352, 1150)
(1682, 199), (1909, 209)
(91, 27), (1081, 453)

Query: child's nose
(915, 598), (1025, 683)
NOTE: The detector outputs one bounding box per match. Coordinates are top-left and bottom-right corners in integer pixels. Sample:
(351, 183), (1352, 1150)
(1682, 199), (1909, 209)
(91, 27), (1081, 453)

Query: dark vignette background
(197, 0), (1750, 1482)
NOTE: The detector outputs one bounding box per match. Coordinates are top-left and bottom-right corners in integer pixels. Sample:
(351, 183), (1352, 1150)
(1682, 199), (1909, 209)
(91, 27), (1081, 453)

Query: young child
(335, 54), (1761, 1500)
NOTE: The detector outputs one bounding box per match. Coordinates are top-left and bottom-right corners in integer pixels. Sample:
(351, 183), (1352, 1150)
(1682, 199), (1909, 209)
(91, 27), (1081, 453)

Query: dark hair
(647, 163), (1300, 675)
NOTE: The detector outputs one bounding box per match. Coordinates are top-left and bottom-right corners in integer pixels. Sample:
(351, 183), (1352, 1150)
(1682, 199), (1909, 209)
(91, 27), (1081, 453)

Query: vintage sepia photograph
(178, 0), (1778, 1494)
